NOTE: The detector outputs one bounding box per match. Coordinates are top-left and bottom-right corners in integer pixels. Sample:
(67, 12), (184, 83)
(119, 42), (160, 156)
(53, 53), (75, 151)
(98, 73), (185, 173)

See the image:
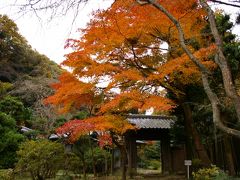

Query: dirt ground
(138, 175), (186, 180)
(92, 174), (186, 180)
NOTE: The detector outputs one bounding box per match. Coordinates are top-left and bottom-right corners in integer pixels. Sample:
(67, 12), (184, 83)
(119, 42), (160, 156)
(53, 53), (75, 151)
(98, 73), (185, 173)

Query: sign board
(184, 160), (192, 179)
(184, 160), (192, 166)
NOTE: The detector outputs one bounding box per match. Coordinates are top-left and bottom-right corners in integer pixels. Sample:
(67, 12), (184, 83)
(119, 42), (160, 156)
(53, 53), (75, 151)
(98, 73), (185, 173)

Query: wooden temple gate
(124, 114), (185, 176)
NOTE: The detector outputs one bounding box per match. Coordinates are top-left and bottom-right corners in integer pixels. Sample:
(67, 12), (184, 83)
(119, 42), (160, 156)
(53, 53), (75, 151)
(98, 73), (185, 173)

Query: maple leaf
(44, 72), (95, 113)
(98, 132), (113, 148)
(100, 89), (175, 114)
(56, 119), (95, 143)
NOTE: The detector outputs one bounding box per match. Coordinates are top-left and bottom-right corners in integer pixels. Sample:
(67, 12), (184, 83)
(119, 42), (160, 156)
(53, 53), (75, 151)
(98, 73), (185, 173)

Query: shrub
(15, 140), (65, 180)
(0, 169), (14, 180)
(85, 147), (111, 173)
(0, 112), (25, 168)
(148, 160), (160, 170)
(213, 170), (231, 180)
(63, 152), (83, 174)
(192, 165), (230, 180)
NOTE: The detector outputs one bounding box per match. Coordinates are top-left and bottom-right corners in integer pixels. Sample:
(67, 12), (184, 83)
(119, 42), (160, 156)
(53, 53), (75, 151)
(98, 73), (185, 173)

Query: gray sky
(0, 0), (113, 64)
(0, 1), (239, 64)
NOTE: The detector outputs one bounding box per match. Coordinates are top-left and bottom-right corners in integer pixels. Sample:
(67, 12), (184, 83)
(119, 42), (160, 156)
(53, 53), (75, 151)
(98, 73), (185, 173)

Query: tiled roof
(127, 114), (175, 129)
(20, 126), (33, 132)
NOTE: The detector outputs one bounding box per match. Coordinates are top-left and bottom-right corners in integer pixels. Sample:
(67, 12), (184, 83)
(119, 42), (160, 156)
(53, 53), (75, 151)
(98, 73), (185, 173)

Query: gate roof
(127, 114), (175, 129)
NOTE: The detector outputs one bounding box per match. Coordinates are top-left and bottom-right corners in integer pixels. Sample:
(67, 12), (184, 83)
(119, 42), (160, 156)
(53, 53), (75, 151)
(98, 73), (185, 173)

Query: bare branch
(209, 0), (240, 8)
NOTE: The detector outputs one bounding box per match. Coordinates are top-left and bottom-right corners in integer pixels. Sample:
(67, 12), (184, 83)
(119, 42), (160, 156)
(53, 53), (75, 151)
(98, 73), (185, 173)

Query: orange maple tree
(45, 0), (218, 150)
(45, 0), (218, 178)
(55, 0), (216, 112)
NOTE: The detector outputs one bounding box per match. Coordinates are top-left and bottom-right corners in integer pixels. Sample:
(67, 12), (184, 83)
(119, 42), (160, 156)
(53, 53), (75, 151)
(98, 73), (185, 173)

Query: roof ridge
(127, 114), (174, 119)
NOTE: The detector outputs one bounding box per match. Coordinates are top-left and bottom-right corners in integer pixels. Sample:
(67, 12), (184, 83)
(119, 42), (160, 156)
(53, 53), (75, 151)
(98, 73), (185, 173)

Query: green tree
(85, 147), (111, 174)
(0, 81), (12, 97)
(0, 112), (24, 168)
(137, 142), (161, 170)
(0, 14), (63, 136)
(0, 96), (31, 125)
(15, 140), (65, 180)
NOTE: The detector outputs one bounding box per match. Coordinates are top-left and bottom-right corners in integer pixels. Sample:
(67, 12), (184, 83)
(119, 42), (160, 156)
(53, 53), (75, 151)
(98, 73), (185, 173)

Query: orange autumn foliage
(56, 115), (134, 143)
(63, 0), (207, 79)
(86, 115), (135, 134)
(148, 44), (217, 85)
(44, 72), (95, 113)
(46, 0), (218, 142)
(61, 0), (213, 91)
(100, 90), (174, 114)
(56, 119), (95, 142)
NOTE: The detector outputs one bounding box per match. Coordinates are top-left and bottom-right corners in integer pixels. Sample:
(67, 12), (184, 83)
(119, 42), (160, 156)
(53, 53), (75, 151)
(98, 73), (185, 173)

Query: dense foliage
(0, 112), (24, 168)
(0, 14), (62, 129)
(192, 165), (230, 180)
(0, 14), (62, 170)
(137, 142), (161, 170)
(0, 15), (60, 83)
(15, 140), (65, 180)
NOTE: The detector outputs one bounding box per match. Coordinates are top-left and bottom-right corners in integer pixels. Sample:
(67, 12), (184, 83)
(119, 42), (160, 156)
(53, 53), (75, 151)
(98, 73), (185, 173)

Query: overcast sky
(0, 1), (239, 64)
(0, 0), (113, 64)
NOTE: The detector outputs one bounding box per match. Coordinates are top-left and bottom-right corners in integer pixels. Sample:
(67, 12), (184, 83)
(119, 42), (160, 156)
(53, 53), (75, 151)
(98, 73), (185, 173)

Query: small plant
(213, 170), (230, 180)
(148, 160), (160, 170)
(0, 169), (14, 180)
(192, 165), (232, 180)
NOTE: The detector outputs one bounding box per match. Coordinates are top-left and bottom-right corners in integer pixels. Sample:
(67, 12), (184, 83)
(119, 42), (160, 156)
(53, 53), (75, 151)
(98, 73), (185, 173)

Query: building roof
(127, 114), (175, 129)
(20, 126), (33, 132)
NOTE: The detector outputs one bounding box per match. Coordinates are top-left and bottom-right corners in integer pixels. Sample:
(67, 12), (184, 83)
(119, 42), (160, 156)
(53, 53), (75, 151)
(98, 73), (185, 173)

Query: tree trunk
(119, 145), (127, 180)
(82, 158), (87, 180)
(111, 134), (128, 180)
(182, 103), (211, 166)
(88, 135), (97, 177)
(105, 150), (108, 175)
(80, 151), (87, 180)
(183, 104), (196, 160)
(223, 135), (236, 176)
(201, 73), (240, 137)
(220, 113), (236, 175)
(111, 145), (115, 175)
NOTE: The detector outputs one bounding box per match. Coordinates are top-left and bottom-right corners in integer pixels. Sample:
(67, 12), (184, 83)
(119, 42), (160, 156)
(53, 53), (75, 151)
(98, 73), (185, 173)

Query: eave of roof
(127, 114), (175, 129)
